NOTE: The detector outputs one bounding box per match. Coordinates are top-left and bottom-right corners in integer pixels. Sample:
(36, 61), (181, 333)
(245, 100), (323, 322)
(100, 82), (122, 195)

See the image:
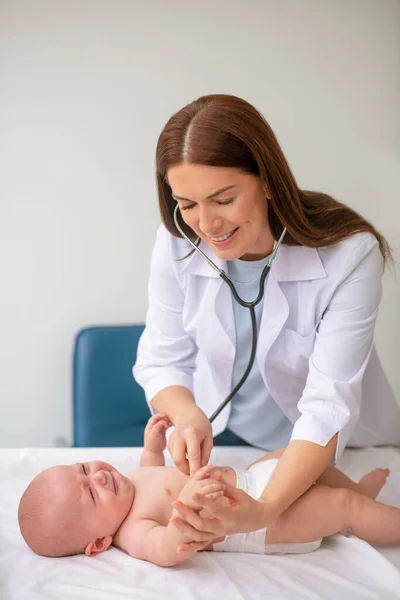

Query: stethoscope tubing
(172, 203), (287, 423)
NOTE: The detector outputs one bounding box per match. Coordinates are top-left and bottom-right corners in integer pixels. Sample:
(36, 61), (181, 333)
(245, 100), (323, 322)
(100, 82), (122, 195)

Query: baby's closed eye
(81, 464), (95, 503)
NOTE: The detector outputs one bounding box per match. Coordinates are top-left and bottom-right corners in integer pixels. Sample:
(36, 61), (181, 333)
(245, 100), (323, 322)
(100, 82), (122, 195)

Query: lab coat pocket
(279, 328), (316, 376)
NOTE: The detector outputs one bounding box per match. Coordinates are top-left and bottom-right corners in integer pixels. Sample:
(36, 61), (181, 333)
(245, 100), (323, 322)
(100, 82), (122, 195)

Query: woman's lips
(209, 227), (239, 247)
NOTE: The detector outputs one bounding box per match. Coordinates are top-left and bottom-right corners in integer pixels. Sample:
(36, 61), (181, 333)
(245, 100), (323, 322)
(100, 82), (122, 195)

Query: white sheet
(1, 445), (400, 600)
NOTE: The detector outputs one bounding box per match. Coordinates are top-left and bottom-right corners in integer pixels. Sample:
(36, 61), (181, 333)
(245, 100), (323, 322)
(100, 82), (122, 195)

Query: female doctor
(133, 94), (400, 539)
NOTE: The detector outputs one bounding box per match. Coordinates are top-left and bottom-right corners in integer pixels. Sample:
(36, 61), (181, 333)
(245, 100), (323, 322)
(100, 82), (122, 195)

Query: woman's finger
(169, 436), (189, 475)
(185, 431), (202, 477)
(172, 502), (223, 535)
(172, 501), (209, 530)
(190, 493), (235, 517)
(200, 435), (214, 468)
(178, 541), (210, 553)
(170, 517), (216, 541)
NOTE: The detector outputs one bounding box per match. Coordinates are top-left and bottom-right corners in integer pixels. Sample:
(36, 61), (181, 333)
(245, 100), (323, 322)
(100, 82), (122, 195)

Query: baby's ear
(85, 535), (112, 557)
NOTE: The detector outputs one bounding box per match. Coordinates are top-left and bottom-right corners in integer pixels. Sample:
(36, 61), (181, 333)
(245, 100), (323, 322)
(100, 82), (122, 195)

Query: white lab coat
(134, 225), (400, 462)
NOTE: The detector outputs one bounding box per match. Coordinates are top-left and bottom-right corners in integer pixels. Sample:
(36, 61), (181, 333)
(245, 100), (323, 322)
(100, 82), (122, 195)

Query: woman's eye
(82, 464), (87, 475)
(180, 199), (234, 211)
(89, 488), (95, 502)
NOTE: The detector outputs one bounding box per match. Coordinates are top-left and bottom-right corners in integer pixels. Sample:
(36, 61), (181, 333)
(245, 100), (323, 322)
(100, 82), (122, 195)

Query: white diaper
(213, 459), (323, 555)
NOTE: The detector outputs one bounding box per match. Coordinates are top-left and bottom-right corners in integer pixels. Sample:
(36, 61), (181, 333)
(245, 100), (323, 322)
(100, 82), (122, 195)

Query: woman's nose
(198, 206), (222, 234)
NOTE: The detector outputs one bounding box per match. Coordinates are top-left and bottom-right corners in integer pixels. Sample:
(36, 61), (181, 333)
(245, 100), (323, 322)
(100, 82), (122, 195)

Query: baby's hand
(144, 414), (172, 454)
(177, 465), (225, 510)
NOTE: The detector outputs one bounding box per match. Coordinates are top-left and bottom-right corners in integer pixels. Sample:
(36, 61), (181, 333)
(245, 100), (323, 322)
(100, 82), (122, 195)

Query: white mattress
(1, 445), (400, 600)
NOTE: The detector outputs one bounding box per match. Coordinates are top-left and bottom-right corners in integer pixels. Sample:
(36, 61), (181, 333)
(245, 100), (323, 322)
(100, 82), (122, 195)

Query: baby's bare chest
(127, 467), (188, 525)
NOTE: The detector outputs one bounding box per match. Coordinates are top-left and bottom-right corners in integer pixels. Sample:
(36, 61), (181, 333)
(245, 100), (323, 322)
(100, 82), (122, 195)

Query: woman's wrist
(173, 405), (208, 428)
(151, 386), (197, 424)
(257, 495), (281, 525)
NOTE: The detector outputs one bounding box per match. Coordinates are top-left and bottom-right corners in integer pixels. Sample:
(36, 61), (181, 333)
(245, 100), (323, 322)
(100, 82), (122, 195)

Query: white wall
(1, 0), (399, 447)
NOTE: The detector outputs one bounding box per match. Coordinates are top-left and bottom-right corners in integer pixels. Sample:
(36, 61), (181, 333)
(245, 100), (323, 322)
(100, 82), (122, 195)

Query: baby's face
(49, 460), (134, 541)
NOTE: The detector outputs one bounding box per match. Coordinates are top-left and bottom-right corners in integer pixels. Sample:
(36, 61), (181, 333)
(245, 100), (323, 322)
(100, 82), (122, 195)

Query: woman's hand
(168, 407), (213, 477)
(170, 476), (277, 549)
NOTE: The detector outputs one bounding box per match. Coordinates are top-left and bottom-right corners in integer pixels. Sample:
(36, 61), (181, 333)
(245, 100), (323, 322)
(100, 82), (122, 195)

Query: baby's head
(18, 460), (134, 557)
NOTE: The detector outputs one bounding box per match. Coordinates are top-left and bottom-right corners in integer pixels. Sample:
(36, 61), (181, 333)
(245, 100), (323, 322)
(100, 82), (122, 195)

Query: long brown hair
(156, 94), (393, 270)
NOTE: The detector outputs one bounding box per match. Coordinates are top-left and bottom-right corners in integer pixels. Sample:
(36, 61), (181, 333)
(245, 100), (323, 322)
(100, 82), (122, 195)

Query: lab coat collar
(178, 240), (327, 282)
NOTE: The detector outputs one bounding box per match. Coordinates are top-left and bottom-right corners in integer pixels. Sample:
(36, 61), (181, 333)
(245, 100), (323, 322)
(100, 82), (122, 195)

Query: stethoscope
(173, 204), (287, 423)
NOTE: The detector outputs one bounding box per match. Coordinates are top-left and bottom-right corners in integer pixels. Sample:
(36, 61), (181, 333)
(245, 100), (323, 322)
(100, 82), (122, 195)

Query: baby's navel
(165, 487), (172, 497)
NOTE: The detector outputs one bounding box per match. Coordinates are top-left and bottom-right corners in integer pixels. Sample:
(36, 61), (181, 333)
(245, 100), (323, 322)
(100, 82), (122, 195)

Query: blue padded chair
(73, 324), (250, 448)
(73, 325), (150, 447)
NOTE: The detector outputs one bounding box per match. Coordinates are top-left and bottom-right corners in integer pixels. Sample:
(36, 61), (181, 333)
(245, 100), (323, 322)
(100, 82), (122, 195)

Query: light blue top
(226, 255), (293, 450)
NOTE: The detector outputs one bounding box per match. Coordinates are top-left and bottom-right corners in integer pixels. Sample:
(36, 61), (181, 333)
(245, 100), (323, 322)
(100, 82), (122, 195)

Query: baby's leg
(316, 466), (390, 499)
(266, 484), (400, 546)
(247, 447), (389, 499)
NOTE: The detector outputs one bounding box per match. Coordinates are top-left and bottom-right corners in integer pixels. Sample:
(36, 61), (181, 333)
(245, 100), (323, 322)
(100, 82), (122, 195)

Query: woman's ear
(262, 183), (271, 200)
(85, 535), (113, 557)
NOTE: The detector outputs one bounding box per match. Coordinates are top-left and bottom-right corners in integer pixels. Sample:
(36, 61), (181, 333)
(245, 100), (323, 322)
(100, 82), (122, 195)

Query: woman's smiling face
(168, 163), (275, 261)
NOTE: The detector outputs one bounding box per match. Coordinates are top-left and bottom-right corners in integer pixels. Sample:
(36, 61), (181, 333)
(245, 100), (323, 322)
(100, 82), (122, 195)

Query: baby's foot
(358, 468), (390, 499)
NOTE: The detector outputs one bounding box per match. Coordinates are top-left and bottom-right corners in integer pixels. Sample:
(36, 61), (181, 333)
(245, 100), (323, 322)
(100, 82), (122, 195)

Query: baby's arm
(121, 471), (224, 567)
(121, 516), (210, 567)
(140, 414), (171, 467)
